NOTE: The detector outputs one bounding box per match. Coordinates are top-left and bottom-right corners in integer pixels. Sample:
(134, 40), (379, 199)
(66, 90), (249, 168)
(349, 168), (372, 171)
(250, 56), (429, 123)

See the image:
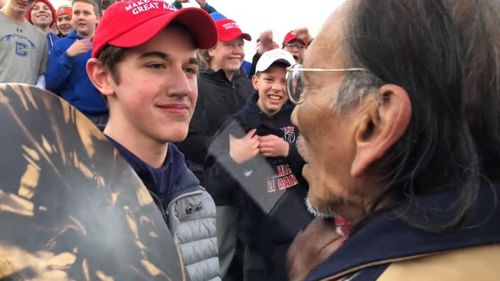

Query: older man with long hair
(287, 0), (500, 280)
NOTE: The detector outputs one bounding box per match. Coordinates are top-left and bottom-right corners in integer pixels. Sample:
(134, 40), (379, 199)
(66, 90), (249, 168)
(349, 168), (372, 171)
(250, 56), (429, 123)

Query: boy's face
(57, 14), (72, 35)
(253, 65), (288, 116)
(6, 0), (34, 14)
(208, 37), (245, 72)
(71, 1), (97, 37)
(30, 1), (52, 27)
(284, 39), (306, 64)
(107, 26), (199, 143)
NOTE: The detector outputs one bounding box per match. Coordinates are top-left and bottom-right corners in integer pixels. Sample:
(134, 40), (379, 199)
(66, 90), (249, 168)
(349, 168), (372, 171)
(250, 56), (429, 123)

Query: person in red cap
(55, 5), (72, 37)
(282, 28), (311, 64)
(25, 0), (59, 53)
(177, 17), (254, 281)
(86, 1), (220, 280)
(0, 0), (48, 84)
(248, 28), (312, 77)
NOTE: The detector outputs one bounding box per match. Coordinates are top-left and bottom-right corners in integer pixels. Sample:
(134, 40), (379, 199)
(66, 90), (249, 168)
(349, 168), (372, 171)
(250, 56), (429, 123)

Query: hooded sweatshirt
(45, 31), (107, 116)
(205, 92), (313, 280)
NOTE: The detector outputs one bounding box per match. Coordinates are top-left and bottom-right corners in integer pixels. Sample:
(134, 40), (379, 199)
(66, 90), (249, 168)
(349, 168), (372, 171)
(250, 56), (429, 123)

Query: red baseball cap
(215, 18), (251, 43)
(92, 0), (218, 58)
(283, 30), (307, 46)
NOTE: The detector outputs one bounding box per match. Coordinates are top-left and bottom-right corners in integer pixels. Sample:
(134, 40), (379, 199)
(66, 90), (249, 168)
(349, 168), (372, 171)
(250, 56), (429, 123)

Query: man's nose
(169, 68), (193, 96)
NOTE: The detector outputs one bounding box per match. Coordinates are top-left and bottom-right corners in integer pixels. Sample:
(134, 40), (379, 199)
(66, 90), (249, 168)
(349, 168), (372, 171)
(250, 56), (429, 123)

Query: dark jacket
(205, 92), (313, 280)
(305, 183), (500, 281)
(45, 31), (107, 116)
(177, 68), (253, 185)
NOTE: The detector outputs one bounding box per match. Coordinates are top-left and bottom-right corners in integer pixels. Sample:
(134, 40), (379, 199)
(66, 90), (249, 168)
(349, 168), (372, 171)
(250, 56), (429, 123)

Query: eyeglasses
(284, 43), (306, 50)
(286, 63), (369, 104)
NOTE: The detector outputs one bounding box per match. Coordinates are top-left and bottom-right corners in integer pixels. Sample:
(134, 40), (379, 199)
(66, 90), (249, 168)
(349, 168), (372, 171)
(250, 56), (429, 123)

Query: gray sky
(50, 0), (345, 60)
(182, 0), (345, 60)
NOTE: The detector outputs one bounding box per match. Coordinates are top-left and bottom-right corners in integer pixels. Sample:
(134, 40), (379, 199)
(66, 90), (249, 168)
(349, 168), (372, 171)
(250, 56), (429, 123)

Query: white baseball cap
(255, 49), (295, 73)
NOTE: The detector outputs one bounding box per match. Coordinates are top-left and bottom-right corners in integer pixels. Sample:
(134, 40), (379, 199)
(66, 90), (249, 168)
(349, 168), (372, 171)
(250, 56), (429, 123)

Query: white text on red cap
(125, 0), (176, 15)
(222, 22), (240, 30)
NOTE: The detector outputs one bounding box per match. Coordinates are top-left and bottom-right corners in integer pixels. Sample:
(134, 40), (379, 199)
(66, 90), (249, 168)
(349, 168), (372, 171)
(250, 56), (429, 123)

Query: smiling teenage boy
(25, 0), (59, 53)
(205, 49), (312, 281)
(86, 1), (220, 280)
(55, 5), (72, 37)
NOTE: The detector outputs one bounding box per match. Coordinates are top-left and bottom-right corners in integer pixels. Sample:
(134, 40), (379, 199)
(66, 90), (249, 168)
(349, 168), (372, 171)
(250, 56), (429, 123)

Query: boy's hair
(71, 0), (99, 16)
(97, 45), (126, 84)
(197, 49), (210, 72)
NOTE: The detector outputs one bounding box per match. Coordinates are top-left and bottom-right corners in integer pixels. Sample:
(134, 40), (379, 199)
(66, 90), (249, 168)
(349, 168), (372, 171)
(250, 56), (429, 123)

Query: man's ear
(207, 45), (217, 58)
(351, 84), (411, 177)
(86, 58), (114, 97)
(251, 74), (259, 90)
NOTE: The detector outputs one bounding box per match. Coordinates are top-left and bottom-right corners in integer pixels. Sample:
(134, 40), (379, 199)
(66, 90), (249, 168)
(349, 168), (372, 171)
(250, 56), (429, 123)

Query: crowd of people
(1, 0), (500, 280)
